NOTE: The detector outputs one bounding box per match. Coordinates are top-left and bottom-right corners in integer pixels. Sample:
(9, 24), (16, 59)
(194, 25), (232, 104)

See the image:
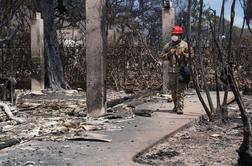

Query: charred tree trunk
(198, 0), (214, 113)
(187, 0), (213, 121)
(214, 57), (221, 112)
(222, 0), (237, 121)
(218, 0), (225, 36)
(214, 0), (228, 119)
(210, 0), (252, 163)
(212, 26), (252, 166)
(35, 0), (69, 91)
(214, 40), (252, 166)
(229, 1), (252, 165)
(228, 69), (252, 166)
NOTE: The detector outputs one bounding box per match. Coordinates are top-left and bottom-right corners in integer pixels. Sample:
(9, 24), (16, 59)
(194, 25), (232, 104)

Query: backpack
(178, 65), (192, 84)
(174, 55), (192, 84)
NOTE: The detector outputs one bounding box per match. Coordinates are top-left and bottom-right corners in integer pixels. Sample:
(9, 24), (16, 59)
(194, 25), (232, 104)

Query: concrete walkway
(0, 92), (222, 166)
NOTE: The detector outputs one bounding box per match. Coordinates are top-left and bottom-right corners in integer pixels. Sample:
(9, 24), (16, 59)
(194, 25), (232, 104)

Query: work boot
(177, 109), (183, 114)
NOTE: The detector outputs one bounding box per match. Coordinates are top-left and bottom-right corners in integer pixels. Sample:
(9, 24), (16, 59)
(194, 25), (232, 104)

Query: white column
(162, 3), (175, 94)
(31, 13), (45, 91)
(86, 0), (107, 117)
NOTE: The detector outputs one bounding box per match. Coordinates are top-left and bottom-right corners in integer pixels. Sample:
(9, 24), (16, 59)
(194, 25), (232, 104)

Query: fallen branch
(227, 97), (236, 106)
(0, 138), (21, 150)
(22, 161), (35, 166)
(101, 113), (124, 119)
(133, 109), (153, 117)
(0, 102), (25, 124)
(107, 89), (158, 108)
(66, 137), (112, 142)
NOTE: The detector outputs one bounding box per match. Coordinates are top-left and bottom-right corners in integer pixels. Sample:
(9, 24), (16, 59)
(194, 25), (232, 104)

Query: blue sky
(204, 0), (244, 27)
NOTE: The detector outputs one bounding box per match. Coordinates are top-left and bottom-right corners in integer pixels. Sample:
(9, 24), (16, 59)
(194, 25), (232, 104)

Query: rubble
(0, 102), (24, 124)
(0, 138), (21, 150)
(0, 89), (175, 152)
(0, 89), (148, 147)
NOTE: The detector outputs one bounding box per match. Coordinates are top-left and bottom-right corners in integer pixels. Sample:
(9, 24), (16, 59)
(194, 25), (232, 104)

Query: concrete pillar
(162, 1), (175, 94)
(162, 60), (169, 93)
(86, 0), (107, 117)
(31, 12), (45, 91)
(162, 7), (175, 43)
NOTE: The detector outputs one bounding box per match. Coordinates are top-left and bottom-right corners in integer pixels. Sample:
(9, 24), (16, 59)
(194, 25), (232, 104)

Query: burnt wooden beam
(0, 138), (21, 150)
(0, 77), (16, 104)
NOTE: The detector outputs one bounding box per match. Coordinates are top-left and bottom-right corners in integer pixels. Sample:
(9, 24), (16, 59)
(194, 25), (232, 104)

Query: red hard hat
(171, 26), (183, 35)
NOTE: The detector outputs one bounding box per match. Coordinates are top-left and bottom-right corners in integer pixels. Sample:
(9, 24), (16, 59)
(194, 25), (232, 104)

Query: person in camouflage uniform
(162, 25), (189, 114)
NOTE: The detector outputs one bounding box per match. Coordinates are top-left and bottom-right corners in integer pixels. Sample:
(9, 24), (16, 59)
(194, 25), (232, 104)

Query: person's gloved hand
(169, 48), (176, 55)
(163, 48), (175, 60)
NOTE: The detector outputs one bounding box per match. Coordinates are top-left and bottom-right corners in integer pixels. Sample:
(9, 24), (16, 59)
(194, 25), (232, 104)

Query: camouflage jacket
(162, 40), (189, 73)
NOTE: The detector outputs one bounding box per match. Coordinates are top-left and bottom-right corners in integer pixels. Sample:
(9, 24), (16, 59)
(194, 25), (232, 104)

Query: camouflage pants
(168, 73), (187, 111)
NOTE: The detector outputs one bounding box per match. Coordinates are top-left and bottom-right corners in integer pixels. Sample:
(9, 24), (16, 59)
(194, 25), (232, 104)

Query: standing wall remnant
(86, 0), (107, 117)
(162, 0), (175, 94)
(31, 12), (45, 91)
